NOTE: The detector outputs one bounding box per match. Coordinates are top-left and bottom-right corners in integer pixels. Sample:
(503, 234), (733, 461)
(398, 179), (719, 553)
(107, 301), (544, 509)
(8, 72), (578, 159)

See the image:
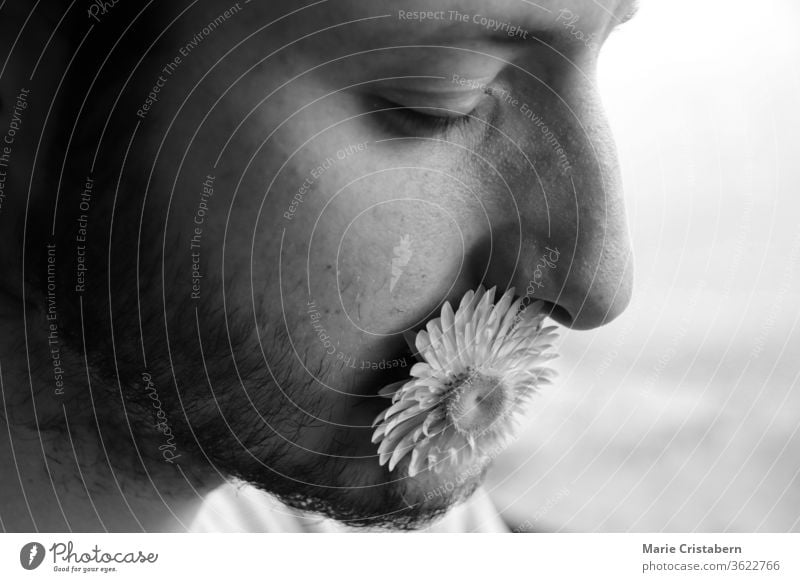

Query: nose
(478, 64), (633, 330)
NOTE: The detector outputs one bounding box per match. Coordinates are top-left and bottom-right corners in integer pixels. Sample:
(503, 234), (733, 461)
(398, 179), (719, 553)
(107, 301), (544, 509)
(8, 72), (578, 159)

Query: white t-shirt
(190, 483), (508, 533)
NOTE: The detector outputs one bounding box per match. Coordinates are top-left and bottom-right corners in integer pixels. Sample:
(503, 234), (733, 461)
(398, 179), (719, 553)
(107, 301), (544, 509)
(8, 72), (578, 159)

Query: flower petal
(372, 285), (558, 475)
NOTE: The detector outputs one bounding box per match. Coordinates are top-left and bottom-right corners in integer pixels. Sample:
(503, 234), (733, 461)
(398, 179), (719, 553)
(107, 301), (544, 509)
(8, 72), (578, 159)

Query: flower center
(446, 371), (509, 436)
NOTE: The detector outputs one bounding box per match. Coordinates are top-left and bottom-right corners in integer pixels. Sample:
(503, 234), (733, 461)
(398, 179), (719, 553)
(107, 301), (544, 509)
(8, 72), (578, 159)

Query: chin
(277, 350), (495, 528)
(334, 457), (489, 530)
(238, 443), (487, 530)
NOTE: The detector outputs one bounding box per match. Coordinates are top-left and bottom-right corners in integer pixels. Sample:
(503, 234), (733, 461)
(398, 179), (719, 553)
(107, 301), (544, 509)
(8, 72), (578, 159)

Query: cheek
(333, 194), (466, 329)
(272, 161), (485, 335)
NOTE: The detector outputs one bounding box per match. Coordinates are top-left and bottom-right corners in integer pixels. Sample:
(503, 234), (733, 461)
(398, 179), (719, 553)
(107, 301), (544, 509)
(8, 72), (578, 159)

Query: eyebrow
(398, 1), (641, 54)
(480, 0), (640, 49)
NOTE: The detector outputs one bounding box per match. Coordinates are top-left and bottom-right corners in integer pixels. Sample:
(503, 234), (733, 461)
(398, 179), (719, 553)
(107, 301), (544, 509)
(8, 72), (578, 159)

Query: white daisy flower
(372, 286), (559, 477)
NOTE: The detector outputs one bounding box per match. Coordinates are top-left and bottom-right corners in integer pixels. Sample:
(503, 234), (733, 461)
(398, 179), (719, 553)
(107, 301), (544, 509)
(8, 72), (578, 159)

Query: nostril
(540, 301), (573, 327)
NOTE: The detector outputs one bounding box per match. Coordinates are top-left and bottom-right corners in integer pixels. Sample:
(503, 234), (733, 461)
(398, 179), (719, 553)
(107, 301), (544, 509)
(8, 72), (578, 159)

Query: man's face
(85, 0), (633, 527)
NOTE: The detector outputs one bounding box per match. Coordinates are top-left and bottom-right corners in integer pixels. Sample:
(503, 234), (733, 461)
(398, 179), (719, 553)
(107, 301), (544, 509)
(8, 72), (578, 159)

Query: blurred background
(487, 0), (800, 531)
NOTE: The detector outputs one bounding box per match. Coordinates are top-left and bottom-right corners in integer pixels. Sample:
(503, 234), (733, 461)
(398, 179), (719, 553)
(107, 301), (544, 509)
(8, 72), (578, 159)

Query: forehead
(211, 0), (637, 46)
(370, 0), (636, 27)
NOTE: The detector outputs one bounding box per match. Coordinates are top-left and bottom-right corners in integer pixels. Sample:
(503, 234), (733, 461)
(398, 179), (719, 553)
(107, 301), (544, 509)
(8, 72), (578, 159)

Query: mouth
(353, 327), (422, 398)
(368, 286), (560, 478)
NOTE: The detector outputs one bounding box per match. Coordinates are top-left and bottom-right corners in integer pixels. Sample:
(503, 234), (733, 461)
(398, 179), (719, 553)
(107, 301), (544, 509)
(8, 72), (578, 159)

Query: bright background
(487, 0), (800, 531)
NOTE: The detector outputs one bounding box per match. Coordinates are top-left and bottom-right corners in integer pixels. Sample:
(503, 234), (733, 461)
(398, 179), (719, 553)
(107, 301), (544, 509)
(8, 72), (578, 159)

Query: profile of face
(19, 0), (634, 529)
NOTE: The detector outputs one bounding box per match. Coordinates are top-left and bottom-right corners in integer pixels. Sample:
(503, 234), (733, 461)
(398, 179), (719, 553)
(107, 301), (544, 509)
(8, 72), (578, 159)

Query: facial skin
(0, 0), (634, 531)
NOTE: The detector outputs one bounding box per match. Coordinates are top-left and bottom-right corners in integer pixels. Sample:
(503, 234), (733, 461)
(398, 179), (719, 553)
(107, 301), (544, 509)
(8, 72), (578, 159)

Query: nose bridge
(488, 66), (633, 329)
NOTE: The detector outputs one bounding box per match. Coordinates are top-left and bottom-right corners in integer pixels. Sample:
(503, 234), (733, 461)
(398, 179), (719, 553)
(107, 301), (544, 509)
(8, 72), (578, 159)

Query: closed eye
(373, 98), (476, 136)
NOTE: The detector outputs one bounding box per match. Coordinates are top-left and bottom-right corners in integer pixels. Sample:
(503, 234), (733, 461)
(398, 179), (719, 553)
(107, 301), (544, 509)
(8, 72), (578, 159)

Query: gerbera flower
(372, 286), (559, 477)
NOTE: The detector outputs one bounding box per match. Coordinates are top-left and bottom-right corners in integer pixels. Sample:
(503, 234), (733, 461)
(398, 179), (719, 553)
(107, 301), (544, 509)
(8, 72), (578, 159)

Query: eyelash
(378, 100), (474, 136)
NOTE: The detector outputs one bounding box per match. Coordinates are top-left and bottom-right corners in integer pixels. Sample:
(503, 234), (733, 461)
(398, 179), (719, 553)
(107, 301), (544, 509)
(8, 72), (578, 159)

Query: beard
(39, 167), (471, 530)
(22, 22), (477, 530)
(83, 271), (472, 529)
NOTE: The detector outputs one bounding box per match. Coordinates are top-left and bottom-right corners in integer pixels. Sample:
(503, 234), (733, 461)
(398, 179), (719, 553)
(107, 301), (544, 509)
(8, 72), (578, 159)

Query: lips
(364, 332), (419, 393)
(369, 286), (560, 478)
